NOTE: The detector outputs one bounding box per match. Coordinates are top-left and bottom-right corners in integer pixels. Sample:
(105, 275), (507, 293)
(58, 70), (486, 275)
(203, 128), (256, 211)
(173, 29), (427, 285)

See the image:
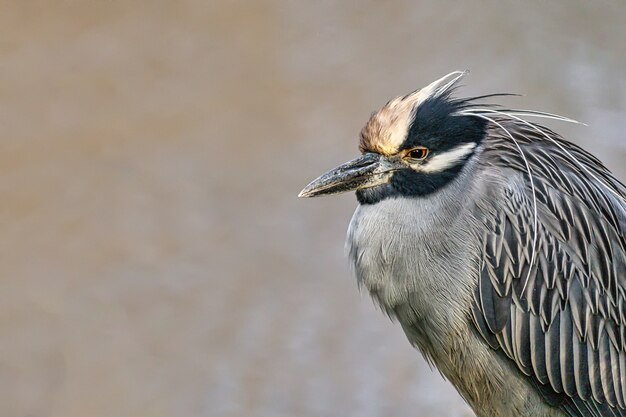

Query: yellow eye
(406, 147), (429, 160)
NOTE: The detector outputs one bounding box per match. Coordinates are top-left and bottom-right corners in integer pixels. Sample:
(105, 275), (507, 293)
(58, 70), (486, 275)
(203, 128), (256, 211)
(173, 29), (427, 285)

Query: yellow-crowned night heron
(299, 72), (626, 417)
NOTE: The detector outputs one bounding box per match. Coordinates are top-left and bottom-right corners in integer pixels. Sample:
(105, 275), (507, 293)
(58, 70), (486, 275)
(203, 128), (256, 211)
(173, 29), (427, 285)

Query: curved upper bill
(298, 153), (395, 198)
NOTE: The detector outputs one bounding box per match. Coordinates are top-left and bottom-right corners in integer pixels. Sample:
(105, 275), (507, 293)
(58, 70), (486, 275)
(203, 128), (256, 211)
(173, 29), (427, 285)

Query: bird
(298, 71), (626, 417)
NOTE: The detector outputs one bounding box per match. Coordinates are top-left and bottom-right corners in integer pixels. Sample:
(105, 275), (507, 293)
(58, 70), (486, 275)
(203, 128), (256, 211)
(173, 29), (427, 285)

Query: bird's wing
(472, 120), (626, 417)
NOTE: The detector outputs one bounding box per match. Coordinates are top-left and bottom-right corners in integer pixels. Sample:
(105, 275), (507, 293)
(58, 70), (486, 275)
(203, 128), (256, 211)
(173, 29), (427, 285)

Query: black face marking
(356, 93), (487, 205)
(403, 92), (487, 152)
(356, 164), (468, 204)
(356, 183), (395, 205)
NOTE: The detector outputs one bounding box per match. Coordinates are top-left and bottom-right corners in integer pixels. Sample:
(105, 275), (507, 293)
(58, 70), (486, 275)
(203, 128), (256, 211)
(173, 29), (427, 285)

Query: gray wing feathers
(473, 121), (626, 416)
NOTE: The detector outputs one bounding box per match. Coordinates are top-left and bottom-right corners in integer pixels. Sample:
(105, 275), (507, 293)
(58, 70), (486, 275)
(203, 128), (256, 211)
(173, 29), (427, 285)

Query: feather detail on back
(471, 119), (626, 417)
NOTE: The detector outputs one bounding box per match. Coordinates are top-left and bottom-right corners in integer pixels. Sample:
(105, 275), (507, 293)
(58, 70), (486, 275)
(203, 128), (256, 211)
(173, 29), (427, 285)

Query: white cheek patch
(418, 142), (477, 173)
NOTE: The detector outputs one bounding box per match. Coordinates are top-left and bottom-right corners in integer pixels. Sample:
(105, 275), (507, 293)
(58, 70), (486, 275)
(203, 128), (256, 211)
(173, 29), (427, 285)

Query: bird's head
(298, 71), (489, 204)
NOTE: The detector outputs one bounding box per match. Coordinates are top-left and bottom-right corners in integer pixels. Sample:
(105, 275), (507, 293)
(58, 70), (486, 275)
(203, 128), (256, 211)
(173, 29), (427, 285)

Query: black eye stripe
(402, 93), (487, 152)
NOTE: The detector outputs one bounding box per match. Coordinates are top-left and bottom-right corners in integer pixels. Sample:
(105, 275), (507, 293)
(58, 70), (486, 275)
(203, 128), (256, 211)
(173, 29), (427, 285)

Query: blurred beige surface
(1, 1), (625, 417)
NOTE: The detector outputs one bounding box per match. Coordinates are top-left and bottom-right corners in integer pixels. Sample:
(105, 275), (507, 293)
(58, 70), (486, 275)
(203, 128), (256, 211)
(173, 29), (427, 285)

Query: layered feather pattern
(472, 120), (626, 417)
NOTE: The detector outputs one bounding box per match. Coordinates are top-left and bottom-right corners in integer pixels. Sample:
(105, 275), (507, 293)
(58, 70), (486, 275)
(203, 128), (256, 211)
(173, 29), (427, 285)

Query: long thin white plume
(433, 70), (468, 98)
(491, 109), (584, 125)
(457, 110), (540, 297)
(459, 108), (583, 125)
(462, 108), (623, 201)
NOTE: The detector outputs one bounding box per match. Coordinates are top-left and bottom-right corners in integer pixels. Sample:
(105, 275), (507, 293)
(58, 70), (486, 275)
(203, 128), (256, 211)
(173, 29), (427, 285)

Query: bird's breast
(345, 196), (558, 416)
(346, 196), (479, 322)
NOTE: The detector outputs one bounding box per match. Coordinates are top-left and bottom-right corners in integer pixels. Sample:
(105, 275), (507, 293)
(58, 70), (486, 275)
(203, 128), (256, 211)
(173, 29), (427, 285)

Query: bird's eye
(406, 147), (429, 160)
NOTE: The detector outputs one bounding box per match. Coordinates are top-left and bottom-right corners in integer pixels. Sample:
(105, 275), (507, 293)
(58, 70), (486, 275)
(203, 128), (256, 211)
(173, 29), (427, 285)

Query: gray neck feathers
(346, 152), (484, 353)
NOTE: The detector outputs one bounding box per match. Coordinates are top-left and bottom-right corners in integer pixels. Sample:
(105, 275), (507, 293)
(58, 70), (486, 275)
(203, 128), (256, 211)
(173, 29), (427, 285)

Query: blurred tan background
(1, 1), (625, 417)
